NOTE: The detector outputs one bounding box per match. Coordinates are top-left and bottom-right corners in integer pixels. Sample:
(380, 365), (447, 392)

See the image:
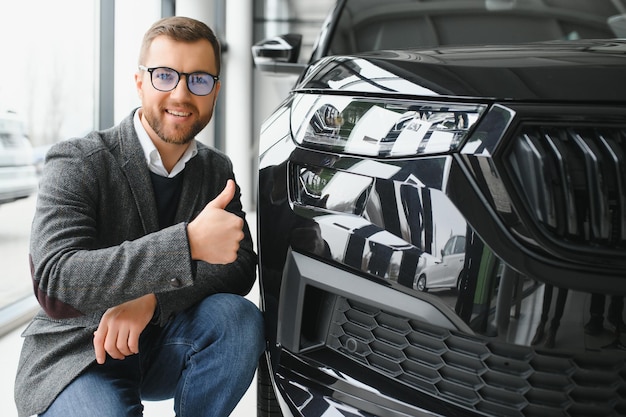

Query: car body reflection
(414, 235), (465, 292)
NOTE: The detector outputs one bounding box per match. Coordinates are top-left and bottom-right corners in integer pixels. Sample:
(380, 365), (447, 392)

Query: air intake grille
(326, 297), (626, 417)
(506, 124), (626, 253)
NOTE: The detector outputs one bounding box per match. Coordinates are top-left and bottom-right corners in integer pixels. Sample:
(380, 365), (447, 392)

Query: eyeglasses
(139, 65), (219, 96)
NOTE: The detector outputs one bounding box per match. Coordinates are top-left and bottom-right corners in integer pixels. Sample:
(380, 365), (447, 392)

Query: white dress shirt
(133, 109), (198, 178)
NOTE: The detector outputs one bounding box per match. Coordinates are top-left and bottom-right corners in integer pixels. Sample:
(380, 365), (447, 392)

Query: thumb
(208, 179), (235, 209)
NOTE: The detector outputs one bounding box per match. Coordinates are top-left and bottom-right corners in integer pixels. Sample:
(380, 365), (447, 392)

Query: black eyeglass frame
(138, 65), (220, 96)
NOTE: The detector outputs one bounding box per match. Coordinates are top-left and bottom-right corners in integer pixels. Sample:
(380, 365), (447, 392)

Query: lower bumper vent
(326, 296), (626, 417)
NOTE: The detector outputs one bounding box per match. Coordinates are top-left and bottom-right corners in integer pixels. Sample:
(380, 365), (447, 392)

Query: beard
(143, 105), (212, 145)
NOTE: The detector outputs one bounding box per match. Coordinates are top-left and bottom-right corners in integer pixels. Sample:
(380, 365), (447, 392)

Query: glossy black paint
(257, 25), (626, 417)
(300, 41), (626, 101)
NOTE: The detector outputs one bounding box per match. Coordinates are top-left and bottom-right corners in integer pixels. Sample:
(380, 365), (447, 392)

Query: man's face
(135, 35), (220, 146)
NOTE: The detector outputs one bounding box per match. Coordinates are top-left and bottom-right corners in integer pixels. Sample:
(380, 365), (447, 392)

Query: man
(14, 16), (264, 417)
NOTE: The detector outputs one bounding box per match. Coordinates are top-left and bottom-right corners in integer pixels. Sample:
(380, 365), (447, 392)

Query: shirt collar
(133, 109), (198, 178)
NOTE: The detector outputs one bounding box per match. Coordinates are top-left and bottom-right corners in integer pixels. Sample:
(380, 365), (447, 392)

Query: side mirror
(252, 34), (307, 75)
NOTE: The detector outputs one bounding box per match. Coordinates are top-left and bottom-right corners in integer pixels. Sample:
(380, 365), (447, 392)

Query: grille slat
(542, 131), (579, 236)
(597, 131), (626, 241)
(570, 130), (611, 242)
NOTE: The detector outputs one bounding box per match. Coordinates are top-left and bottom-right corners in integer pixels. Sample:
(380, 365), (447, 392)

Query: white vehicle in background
(0, 111), (38, 205)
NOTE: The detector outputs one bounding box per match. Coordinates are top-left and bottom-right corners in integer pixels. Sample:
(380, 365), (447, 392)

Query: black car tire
(257, 356), (283, 417)
(416, 274), (428, 292)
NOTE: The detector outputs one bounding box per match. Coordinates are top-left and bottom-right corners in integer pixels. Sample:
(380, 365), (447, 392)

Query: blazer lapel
(116, 111), (160, 234)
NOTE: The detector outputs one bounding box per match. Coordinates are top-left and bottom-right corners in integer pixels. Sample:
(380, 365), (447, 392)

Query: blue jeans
(40, 294), (265, 417)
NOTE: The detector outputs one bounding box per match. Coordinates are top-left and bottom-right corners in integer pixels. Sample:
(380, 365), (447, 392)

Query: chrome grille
(506, 124), (626, 250)
(326, 297), (626, 417)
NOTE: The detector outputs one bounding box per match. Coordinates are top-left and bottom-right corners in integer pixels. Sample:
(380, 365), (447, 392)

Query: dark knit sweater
(149, 171), (184, 229)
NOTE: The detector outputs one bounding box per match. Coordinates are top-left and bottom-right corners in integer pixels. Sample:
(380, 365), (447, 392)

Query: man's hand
(187, 179), (244, 264)
(93, 293), (157, 364)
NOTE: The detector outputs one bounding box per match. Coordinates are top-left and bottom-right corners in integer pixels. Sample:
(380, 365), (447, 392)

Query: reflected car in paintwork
(253, 1), (626, 416)
(414, 235), (466, 292)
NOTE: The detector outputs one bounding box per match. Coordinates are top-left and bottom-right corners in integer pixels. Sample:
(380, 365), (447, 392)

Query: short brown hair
(139, 16), (221, 74)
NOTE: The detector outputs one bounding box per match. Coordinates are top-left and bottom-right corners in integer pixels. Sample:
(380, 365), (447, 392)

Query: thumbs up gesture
(187, 179), (244, 264)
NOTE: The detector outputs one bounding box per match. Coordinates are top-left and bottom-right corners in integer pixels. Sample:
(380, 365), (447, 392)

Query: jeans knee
(231, 296), (265, 355)
(200, 294), (265, 356)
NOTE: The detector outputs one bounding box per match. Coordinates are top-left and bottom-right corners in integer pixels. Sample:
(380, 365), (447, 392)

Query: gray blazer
(14, 110), (257, 416)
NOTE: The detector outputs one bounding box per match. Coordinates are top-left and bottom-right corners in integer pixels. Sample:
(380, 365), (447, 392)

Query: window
(0, 0), (98, 313)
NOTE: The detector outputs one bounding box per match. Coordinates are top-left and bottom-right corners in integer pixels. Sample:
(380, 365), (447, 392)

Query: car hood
(299, 39), (626, 102)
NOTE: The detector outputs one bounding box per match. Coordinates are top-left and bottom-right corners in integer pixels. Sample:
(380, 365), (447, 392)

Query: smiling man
(14, 16), (264, 417)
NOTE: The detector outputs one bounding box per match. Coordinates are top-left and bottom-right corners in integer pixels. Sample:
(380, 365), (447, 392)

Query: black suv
(253, 1), (626, 416)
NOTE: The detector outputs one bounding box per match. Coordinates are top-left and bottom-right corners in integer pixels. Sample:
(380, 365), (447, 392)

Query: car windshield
(328, 0), (620, 55)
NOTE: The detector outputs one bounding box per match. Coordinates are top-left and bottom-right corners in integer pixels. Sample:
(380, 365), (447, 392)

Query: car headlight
(291, 94), (488, 157)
